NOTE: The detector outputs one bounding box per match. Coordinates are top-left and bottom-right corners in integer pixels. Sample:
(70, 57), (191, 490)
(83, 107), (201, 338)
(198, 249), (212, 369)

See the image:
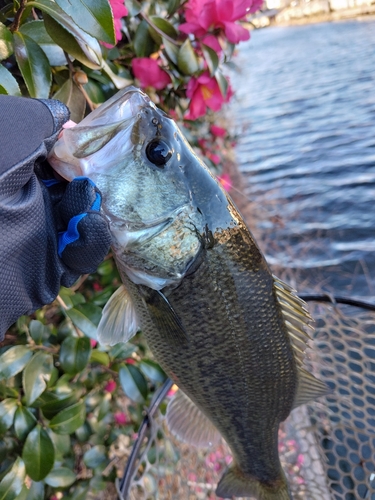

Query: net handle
(117, 378), (174, 499)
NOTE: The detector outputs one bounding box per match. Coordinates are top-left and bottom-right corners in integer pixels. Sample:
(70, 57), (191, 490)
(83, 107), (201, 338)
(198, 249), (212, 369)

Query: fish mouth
(48, 86), (155, 180)
(109, 204), (192, 251)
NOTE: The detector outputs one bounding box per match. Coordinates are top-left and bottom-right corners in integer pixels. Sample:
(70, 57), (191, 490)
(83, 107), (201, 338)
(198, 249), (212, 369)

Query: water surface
(230, 19), (375, 300)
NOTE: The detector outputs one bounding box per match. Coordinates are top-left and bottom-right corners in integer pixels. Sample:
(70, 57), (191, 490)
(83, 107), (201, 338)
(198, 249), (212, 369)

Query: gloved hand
(0, 96), (112, 341)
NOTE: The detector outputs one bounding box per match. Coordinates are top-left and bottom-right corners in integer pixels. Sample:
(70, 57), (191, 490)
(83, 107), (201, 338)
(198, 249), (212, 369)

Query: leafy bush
(0, 0), (261, 497)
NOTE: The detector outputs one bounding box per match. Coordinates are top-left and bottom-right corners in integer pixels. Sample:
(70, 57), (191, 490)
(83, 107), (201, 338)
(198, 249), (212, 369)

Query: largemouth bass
(49, 87), (328, 500)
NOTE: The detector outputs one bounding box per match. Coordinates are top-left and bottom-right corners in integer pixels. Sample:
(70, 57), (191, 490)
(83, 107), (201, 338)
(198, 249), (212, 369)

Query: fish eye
(146, 139), (172, 167)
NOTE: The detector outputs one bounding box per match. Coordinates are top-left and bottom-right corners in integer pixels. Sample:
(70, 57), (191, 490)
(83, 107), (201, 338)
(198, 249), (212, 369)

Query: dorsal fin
(273, 275), (313, 363)
(97, 285), (139, 345)
(166, 389), (221, 448)
(273, 275), (330, 406)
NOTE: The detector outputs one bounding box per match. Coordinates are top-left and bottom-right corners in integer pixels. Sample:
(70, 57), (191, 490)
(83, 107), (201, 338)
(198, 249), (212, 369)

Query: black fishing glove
(0, 96), (112, 341)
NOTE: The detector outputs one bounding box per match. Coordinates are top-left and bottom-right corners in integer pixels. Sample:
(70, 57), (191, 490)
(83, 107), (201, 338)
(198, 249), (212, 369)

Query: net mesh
(111, 301), (375, 499)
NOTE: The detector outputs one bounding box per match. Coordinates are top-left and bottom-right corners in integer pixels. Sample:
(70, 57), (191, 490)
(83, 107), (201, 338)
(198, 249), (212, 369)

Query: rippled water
(230, 19), (375, 300)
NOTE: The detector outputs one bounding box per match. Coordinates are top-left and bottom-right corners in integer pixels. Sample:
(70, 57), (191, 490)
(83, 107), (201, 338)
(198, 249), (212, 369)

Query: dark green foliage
(0, 0), (247, 496)
(0, 259), (167, 498)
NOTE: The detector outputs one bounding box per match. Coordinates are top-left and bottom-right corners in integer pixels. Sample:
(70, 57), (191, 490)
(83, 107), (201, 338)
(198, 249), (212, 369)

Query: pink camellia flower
(90, 339), (97, 348)
(201, 34), (222, 54)
(125, 357), (136, 365)
(132, 58), (171, 90)
(185, 72), (233, 120)
(210, 124), (226, 137)
(180, 0), (260, 44)
(104, 380), (117, 393)
(217, 173), (232, 191)
(207, 152), (221, 165)
(103, 0), (128, 48)
(114, 412), (128, 425)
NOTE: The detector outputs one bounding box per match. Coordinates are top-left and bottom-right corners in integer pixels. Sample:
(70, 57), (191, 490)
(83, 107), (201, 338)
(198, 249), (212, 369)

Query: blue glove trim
(58, 213), (86, 257)
(42, 178), (60, 187)
(91, 192), (101, 211)
(57, 181), (102, 258)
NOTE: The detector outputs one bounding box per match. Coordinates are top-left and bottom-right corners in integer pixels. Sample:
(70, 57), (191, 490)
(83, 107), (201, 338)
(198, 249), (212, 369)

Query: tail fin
(216, 464), (292, 500)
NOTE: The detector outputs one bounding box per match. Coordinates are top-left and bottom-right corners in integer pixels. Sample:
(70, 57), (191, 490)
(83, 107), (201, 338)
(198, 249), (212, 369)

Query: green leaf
(177, 39), (199, 76)
(58, 287), (75, 309)
(30, 391), (59, 409)
(16, 485), (28, 500)
(29, 320), (44, 344)
(44, 467), (76, 487)
(13, 32), (51, 98)
(47, 429), (71, 458)
(22, 425), (55, 481)
(0, 399), (18, 434)
(148, 16), (178, 45)
(109, 343), (137, 360)
(167, 0), (181, 16)
(23, 352), (53, 406)
(201, 43), (219, 76)
(134, 19), (155, 57)
(83, 79), (105, 104)
(83, 445), (106, 468)
(43, 13), (102, 70)
(27, 0), (102, 69)
(162, 37), (178, 65)
(75, 421), (91, 442)
(60, 336), (91, 375)
(41, 394), (79, 420)
(55, 0), (115, 45)
(119, 364), (147, 403)
(65, 308), (98, 340)
(53, 78), (86, 124)
(25, 481), (44, 500)
(0, 346), (32, 379)
(0, 22), (13, 61)
(76, 303), (102, 326)
(139, 359), (166, 383)
(215, 69), (229, 98)
(69, 485), (90, 500)
(14, 406), (37, 441)
(47, 366), (59, 388)
(89, 350), (109, 366)
(49, 400), (86, 434)
(19, 20), (65, 66)
(124, 0), (142, 16)
(102, 60), (132, 89)
(97, 394), (111, 421)
(0, 457), (26, 500)
(0, 64), (21, 96)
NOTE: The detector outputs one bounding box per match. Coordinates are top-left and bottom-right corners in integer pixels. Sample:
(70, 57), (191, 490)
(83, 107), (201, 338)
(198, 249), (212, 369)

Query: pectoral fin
(97, 285), (139, 345)
(140, 288), (188, 346)
(166, 389), (221, 447)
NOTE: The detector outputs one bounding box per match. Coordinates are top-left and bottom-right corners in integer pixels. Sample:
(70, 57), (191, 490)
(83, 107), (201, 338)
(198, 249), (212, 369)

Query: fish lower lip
(112, 205), (191, 249)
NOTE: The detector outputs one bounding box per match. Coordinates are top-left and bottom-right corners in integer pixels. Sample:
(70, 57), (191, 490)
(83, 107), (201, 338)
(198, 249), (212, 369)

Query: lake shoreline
(252, 4), (375, 27)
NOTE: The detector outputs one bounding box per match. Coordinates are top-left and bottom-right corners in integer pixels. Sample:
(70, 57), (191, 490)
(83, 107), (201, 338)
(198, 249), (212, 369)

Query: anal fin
(166, 389), (221, 448)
